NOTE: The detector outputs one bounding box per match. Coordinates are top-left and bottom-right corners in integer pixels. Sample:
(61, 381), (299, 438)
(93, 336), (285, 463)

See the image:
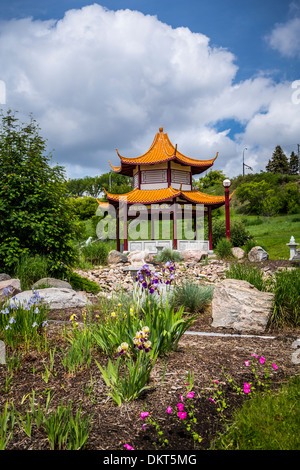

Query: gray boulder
(211, 278), (274, 333)
(32, 277), (73, 290)
(108, 250), (128, 265)
(231, 247), (245, 259)
(248, 246), (269, 262)
(0, 279), (22, 299)
(0, 273), (11, 282)
(8, 288), (89, 310)
(180, 249), (207, 263)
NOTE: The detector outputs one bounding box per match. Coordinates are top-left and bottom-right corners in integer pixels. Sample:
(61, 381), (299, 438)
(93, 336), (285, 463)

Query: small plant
(67, 271), (101, 294)
(214, 238), (233, 259)
(155, 247), (182, 263)
(0, 402), (16, 450)
(271, 268), (300, 327)
(14, 254), (49, 291)
(81, 240), (109, 265)
(175, 281), (213, 313)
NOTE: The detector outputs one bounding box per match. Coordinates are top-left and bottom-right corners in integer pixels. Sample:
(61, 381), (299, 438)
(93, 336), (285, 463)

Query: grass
(225, 262), (267, 291)
(212, 375), (300, 450)
(175, 281), (214, 313)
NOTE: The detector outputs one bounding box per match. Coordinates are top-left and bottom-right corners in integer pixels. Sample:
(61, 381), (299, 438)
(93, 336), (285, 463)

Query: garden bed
(1, 304), (298, 451)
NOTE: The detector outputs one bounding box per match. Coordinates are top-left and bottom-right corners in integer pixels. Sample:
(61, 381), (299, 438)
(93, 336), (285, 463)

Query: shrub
(67, 272), (100, 294)
(175, 281), (214, 313)
(206, 219), (250, 248)
(214, 238), (233, 259)
(155, 248), (182, 263)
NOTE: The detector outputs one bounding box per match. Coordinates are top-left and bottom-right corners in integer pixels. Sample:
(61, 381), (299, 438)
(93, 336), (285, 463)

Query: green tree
(289, 151), (299, 175)
(266, 146), (290, 174)
(0, 110), (76, 274)
(196, 170), (226, 189)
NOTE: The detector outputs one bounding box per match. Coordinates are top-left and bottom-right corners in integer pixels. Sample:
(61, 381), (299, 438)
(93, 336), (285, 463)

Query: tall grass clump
(271, 268), (300, 327)
(14, 254), (49, 290)
(175, 281), (214, 313)
(81, 240), (109, 265)
(225, 262), (267, 291)
(214, 238), (233, 260)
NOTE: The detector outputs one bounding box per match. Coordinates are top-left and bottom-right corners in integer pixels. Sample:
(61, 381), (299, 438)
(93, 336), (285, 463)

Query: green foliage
(0, 110), (77, 275)
(266, 145), (290, 174)
(225, 262), (267, 291)
(67, 196), (99, 220)
(196, 170), (227, 190)
(212, 375), (300, 450)
(155, 247), (182, 262)
(206, 219), (250, 248)
(271, 268), (300, 328)
(214, 238), (233, 259)
(66, 173), (132, 198)
(66, 271), (101, 294)
(175, 281), (213, 313)
(14, 254), (49, 291)
(81, 241), (109, 265)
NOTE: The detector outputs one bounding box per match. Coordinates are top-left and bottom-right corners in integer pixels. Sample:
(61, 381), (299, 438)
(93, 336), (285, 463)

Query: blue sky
(0, 0), (299, 179)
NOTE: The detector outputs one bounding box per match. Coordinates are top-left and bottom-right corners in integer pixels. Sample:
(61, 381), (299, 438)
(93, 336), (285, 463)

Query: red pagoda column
(208, 206), (212, 251)
(223, 179), (231, 241)
(173, 208), (177, 250)
(116, 208), (120, 252)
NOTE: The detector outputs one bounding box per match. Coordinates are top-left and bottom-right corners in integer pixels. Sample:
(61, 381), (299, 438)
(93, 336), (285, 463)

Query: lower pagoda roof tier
(103, 187), (234, 209)
(109, 127), (218, 176)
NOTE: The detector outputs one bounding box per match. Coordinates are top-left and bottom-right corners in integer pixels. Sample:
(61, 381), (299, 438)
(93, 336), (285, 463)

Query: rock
(248, 246), (269, 262)
(8, 288), (89, 310)
(180, 249), (208, 263)
(32, 277), (73, 290)
(108, 250), (128, 265)
(231, 247), (245, 259)
(0, 279), (22, 299)
(0, 273), (11, 282)
(211, 278), (274, 333)
(128, 249), (150, 266)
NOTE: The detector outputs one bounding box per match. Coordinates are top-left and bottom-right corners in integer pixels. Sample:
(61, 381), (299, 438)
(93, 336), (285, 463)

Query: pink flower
(142, 423), (147, 430)
(185, 383), (190, 386)
(243, 382), (251, 394)
(272, 363), (278, 370)
(177, 402), (184, 411)
(187, 391), (194, 398)
(251, 354), (258, 358)
(140, 412), (149, 419)
(166, 406), (172, 414)
(259, 357), (266, 364)
(178, 412), (187, 420)
(180, 394), (184, 401)
(209, 397), (215, 403)
(124, 444), (134, 450)
(244, 360), (250, 366)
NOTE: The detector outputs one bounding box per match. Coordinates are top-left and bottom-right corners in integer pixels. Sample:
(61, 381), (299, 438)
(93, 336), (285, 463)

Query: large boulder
(0, 279), (22, 300)
(211, 278), (274, 333)
(231, 247), (245, 259)
(248, 246), (269, 262)
(0, 273), (11, 282)
(32, 277), (73, 290)
(180, 249), (207, 263)
(108, 250), (128, 265)
(8, 288), (89, 310)
(128, 250), (150, 266)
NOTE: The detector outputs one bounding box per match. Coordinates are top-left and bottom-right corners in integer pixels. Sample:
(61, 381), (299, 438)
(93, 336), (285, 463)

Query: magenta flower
(187, 391), (194, 398)
(272, 363), (278, 370)
(140, 412), (149, 420)
(178, 412), (187, 420)
(177, 402), (184, 411)
(259, 356), (266, 364)
(209, 397), (215, 403)
(180, 394), (184, 401)
(142, 423), (147, 430)
(243, 382), (251, 394)
(251, 354), (258, 358)
(244, 360), (250, 366)
(124, 444), (134, 450)
(166, 406), (172, 414)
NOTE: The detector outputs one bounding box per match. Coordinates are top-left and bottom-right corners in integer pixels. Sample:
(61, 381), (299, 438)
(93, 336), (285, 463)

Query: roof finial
(159, 127), (163, 133)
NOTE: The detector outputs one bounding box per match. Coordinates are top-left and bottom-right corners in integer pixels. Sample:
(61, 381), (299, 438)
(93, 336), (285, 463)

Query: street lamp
(223, 179), (231, 241)
(243, 148), (247, 176)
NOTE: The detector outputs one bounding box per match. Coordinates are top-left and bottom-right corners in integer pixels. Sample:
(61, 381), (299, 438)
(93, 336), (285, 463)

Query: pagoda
(103, 127), (234, 253)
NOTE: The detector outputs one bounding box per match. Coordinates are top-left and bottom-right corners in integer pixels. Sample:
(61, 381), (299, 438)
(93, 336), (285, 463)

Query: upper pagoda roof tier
(109, 127), (218, 176)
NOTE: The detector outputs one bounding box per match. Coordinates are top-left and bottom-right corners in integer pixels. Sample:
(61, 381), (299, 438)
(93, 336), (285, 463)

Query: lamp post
(223, 179), (231, 241)
(243, 148), (247, 177)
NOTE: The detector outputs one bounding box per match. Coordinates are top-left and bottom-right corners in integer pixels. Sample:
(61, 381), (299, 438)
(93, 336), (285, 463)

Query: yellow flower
(117, 303), (122, 307)
(121, 342), (129, 350)
(111, 311), (116, 317)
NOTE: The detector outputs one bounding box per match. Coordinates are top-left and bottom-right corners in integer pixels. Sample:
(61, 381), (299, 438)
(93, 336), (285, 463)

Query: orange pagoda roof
(103, 187), (234, 209)
(109, 127), (218, 176)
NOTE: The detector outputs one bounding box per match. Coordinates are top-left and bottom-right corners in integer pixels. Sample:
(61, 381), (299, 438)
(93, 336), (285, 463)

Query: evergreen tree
(289, 151), (299, 175)
(0, 110), (76, 274)
(266, 145), (290, 174)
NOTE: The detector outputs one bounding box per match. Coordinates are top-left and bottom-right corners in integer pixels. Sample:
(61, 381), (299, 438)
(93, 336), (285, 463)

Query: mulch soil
(1, 259), (299, 453)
